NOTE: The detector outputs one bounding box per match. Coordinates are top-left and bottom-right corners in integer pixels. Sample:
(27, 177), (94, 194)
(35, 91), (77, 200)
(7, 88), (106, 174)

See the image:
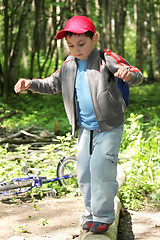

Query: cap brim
(56, 28), (90, 39)
(56, 30), (66, 39)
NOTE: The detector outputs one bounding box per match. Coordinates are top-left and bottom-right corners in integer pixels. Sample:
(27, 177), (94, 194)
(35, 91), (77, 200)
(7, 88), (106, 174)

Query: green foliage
(0, 83), (160, 209)
(0, 133), (77, 198)
(119, 83), (160, 209)
(0, 93), (70, 134)
(120, 114), (160, 209)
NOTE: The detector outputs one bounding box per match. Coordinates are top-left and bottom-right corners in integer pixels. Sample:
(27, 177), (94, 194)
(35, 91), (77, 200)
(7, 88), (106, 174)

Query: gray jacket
(29, 47), (143, 135)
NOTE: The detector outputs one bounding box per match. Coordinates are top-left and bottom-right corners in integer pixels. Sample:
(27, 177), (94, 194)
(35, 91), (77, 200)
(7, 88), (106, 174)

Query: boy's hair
(65, 30), (94, 39)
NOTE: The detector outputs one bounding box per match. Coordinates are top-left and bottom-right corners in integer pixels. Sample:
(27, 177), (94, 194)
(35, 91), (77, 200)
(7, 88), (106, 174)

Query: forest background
(0, 0), (160, 210)
(0, 0), (160, 100)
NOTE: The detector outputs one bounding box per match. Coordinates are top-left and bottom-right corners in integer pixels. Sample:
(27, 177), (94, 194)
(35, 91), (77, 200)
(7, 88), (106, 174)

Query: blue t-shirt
(75, 59), (99, 130)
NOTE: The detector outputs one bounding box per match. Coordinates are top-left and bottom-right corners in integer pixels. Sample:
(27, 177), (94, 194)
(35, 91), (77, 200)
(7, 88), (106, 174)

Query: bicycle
(0, 156), (77, 197)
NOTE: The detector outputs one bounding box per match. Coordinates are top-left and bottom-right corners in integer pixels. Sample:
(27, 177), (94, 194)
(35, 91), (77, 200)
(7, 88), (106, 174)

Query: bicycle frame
(0, 173), (76, 196)
(0, 156), (77, 197)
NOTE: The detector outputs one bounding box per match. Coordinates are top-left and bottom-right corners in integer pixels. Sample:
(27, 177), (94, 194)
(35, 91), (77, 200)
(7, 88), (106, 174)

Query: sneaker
(90, 221), (111, 233)
(82, 221), (93, 230)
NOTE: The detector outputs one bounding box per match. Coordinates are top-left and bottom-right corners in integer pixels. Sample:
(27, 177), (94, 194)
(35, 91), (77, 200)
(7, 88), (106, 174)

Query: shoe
(90, 221), (111, 233)
(82, 221), (93, 230)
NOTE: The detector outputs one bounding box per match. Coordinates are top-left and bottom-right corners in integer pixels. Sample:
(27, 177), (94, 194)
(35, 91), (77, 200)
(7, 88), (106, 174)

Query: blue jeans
(77, 125), (124, 223)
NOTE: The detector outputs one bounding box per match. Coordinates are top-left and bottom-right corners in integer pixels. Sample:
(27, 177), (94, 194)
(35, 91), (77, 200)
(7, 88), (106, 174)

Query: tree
(117, 0), (128, 56)
(0, 0), (160, 101)
(9, 0), (32, 83)
(152, 1), (160, 81)
(145, 0), (154, 81)
(135, 0), (144, 72)
(1, 0), (32, 102)
(104, 0), (112, 49)
(3, 0), (9, 102)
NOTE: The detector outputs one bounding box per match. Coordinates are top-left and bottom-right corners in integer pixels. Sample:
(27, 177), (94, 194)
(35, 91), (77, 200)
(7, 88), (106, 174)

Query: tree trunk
(135, 0), (144, 73)
(104, 0), (112, 49)
(3, 0), (9, 102)
(152, 2), (160, 81)
(40, 0), (47, 53)
(29, 0), (36, 79)
(113, 0), (127, 56)
(146, 0), (154, 81)
(98, 0), (105, 49)
(0, 62), (4, 96)
(114, 0), (120, 52)
(9, 0), (32, 86)
(118, 0), (127, 57)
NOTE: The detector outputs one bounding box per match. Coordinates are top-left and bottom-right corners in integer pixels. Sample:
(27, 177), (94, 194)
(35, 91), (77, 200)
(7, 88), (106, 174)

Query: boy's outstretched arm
(14, 79), (31, 93)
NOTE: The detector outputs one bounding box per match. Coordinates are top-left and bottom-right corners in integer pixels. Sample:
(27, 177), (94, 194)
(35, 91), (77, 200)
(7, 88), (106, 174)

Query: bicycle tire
(57, 156), (77, 186)
(0, 179), (33, 195)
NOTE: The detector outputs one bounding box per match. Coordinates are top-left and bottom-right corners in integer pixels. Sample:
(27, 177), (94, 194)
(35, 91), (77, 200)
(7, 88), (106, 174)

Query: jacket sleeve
(104, 48), (143, 86)
(28, 68), (62, 94)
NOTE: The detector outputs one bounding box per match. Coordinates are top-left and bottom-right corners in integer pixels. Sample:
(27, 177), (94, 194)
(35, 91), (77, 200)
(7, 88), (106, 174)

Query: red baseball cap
(56, 16), (96, 39)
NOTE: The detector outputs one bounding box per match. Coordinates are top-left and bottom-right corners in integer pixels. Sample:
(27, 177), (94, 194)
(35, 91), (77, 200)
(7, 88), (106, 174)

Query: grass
(0, 92), (70, 135)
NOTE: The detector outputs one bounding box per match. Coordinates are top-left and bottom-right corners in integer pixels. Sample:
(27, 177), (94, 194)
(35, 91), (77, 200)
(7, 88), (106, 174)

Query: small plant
(16, 225), (30, 233)
(39, 218), (48, 226)
(33, 203), (39, 211)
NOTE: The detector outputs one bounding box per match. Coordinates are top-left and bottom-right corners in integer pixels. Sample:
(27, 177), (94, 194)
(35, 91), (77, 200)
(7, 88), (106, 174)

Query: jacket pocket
(98, 82), (126, 121)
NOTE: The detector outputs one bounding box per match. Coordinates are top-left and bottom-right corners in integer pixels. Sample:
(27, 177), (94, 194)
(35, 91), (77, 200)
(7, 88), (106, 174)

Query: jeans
(77, 124), (124, 223)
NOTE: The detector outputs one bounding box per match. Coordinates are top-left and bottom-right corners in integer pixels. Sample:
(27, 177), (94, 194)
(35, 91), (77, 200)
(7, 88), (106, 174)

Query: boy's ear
(92, 33), (98, 44)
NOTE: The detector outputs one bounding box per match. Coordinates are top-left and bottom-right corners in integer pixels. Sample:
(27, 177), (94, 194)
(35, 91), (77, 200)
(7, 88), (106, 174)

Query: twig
(20, 130), (42, 140)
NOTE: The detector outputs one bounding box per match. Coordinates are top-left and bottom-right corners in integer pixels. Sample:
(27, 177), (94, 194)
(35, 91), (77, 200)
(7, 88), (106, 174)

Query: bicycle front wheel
(0, 179), (33, 196)
(57, 156), (77, 186)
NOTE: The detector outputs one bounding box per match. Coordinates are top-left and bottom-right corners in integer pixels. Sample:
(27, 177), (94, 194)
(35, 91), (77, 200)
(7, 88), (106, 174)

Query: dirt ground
(0, 196), (160, 240)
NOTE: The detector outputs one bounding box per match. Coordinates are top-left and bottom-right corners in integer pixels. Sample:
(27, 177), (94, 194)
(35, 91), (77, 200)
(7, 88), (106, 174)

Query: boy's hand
(114, 67), (132, 82)
(14, 79), (31, 93)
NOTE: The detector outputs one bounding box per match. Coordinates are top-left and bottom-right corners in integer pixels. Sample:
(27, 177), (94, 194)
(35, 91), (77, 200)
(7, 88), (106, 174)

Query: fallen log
(0, 125), (57, 148)
(0, 138), (53, 144)
(78, 166), (125, 240)
(0, 125), (35, 143)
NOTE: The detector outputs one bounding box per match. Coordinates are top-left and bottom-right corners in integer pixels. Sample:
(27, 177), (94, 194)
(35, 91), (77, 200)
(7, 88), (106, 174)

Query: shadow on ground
(118, 208), (134, 240)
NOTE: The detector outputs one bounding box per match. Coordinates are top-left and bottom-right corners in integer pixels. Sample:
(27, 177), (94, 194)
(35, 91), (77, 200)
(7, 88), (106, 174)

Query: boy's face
(66, 33), (98, 61)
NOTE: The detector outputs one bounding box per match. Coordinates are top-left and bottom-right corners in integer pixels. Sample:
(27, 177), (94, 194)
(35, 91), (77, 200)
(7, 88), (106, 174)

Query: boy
(14, 16), (143, 234)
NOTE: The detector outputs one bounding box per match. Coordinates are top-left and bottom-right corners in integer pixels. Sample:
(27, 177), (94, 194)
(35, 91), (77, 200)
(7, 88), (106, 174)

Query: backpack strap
(99, 49), (125, 85)
(99, 49), (129, 106)
(99, 49), (105, 61)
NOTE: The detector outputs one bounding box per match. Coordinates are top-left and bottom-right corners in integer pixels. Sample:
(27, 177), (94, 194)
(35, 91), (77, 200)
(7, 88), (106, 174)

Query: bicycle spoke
(57, 156), (78, 186)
